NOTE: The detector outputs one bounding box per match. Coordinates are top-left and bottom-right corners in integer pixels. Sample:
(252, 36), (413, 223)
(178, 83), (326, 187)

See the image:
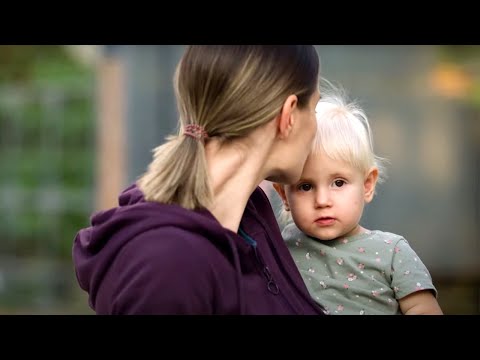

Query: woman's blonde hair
(138, 45), (320, 209)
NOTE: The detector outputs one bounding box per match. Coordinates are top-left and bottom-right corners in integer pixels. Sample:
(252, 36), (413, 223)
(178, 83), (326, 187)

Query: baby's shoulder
(369, 230), (408, 246)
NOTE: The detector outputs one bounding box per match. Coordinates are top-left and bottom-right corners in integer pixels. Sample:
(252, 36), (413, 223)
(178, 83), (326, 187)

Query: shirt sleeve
(390, 238), (438, 300)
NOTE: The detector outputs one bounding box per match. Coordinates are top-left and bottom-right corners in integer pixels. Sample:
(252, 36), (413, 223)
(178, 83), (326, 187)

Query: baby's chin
(305, 231), (340, 242)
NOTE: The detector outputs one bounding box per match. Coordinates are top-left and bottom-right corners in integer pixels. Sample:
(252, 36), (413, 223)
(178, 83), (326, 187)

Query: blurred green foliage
(0, 45), (95, 260)
(0, 45), (91, 85)
(0, 45), (95, 313)
(439, 45), (480, 62)
(439, 45), (480, 107)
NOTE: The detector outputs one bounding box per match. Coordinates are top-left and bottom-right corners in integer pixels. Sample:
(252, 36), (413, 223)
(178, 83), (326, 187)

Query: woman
(73, 45), (325, 314)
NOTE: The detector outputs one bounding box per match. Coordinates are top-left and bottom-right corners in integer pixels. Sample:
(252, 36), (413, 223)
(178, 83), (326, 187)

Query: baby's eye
(299, 183), (312, 191)
(334, 180), (346, 188)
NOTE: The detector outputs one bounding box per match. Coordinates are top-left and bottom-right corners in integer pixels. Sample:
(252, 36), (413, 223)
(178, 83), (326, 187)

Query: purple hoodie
(73, 184), (325, 315)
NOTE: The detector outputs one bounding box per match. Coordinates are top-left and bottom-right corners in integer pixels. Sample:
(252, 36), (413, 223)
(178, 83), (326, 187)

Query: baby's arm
(399, 290), (443, 315)
(390, 237), (443, 315)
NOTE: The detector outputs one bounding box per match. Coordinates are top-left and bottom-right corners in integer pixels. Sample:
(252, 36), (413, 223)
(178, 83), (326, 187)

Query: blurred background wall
(0, 45), (478, 314)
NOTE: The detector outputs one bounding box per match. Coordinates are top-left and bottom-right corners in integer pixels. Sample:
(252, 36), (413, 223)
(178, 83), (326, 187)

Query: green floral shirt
(283, 224), (438, 315)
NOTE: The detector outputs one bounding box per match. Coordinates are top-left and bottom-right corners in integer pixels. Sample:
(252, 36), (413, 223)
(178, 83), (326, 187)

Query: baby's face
(284, 151), (367, 241)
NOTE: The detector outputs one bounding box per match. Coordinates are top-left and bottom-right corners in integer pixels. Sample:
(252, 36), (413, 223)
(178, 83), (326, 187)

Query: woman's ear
(276, 95), (298, 140)
(364, 167), (379, 203)
(273, 183), (290, 211)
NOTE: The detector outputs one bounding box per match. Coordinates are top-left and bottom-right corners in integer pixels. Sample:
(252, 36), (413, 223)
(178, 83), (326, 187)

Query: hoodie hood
(73, 184), (250, 311)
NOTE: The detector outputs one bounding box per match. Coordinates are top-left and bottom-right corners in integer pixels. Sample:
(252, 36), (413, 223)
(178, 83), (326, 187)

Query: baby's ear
(272, 183), (286, 201)
(364, 167), (379, 203)
(273, 183), (290, 211)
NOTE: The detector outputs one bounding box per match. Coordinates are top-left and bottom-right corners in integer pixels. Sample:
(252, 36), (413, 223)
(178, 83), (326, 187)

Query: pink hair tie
(184, 124), (209, 140)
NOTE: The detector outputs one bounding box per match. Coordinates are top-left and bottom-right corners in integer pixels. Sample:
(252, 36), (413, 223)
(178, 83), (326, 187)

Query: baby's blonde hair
(277, 80), (388, 225)
(313, 81), (388, 183)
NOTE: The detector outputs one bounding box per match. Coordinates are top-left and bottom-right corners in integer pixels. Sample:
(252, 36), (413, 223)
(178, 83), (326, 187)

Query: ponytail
(137, 134), (212, 210)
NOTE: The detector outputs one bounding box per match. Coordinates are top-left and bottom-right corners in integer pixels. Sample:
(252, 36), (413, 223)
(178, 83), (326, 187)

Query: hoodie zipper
(248, 214), (324, 314)
(239, 227), (279, 295)
(240, 226), (304, 314)
(253, 246), (279, 295)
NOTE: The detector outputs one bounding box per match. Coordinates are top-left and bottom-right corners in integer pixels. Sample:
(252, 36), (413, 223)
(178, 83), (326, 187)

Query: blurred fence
(0, 84), (94, 313)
